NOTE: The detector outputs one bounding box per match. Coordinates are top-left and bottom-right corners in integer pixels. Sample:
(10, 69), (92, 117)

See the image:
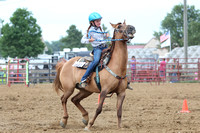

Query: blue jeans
(81, 46), (107, 81)
(160, 70), (165, 77)
(171, 72), (177, 83)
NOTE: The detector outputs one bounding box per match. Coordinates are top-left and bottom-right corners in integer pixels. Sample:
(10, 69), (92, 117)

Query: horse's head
(110, 20), (136, 41)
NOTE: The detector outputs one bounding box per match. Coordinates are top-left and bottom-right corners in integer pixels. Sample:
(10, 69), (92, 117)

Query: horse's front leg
(85, 90), (107, 130)
(116, 91), (125, 128)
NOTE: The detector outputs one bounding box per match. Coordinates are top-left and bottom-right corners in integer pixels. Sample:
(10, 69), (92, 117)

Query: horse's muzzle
(127, 26), (136, 39)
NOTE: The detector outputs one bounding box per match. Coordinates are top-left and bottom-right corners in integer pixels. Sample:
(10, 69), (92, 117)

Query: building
(128, 38), (169, 59)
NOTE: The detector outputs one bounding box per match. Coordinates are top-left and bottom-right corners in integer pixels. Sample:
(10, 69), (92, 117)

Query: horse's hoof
(60, 120), (66, 128)
(84, 127), (90, 131)
(82, 118), (88, 126)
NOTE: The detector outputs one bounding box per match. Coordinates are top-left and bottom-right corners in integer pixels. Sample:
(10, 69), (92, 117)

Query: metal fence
(127, 58), (200, 83)
(0, 58), (200, 85)
(0, 59), (58, 85)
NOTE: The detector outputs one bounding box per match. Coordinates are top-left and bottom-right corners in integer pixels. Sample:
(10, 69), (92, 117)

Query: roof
(144, 37), (160, 48)
(127, 45), (145, 49)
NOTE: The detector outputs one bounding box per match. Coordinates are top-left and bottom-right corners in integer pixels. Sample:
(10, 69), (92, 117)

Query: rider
(80, 12), (109, 88)
(80, 12), (133, 90)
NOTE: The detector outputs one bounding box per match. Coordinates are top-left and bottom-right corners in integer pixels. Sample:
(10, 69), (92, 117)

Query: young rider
(80, 12), (133, 90)
(80, 12), (109, 88)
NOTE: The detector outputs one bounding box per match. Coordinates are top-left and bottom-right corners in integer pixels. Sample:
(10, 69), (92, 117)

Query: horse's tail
(53, 59), (67, 94)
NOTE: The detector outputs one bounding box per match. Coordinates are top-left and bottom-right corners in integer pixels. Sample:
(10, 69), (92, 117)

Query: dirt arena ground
(0, 83), (200, 133)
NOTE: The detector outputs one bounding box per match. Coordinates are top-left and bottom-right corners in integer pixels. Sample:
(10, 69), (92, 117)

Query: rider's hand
(106, 33), (109, 38)
(89, 37), (95, 42)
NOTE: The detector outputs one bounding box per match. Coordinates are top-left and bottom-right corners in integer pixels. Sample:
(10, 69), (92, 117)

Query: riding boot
(77, 79), (87, 89)
(127, 82), (133, 90)
(80, 82), (87, 88)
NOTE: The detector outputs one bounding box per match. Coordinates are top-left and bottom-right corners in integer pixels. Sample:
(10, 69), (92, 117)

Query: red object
(160, 61), (166, 71)
(160, 31), (170, 43)
(127, 45), (145, 49)
(96, 94), (105, 105)
(97, 94), (100, 104)
(180, 99), (190, 113)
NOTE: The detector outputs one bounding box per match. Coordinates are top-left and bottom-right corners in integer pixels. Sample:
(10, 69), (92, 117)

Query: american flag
(160, 31), (170, 43)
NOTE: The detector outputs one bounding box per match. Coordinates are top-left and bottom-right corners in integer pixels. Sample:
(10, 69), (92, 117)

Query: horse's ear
(123, 20), (126, 25)
(110, 22), (118, 28)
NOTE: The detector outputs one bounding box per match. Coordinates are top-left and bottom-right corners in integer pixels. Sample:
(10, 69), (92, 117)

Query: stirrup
(79, 80), (87, 88)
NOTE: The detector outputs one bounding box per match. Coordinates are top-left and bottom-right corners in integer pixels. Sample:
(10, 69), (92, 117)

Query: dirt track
(0, 83), (200, 133)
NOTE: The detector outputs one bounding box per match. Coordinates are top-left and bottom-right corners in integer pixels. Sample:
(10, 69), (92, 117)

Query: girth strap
(95, 66), (101, 91)
(104, 64), (126, 80)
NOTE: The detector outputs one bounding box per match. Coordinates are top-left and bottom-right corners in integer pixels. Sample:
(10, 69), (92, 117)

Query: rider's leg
(80, 48), (102, 86)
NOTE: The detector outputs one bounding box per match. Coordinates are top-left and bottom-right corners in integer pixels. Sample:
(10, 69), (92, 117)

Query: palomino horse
(53, 21), (136, 130)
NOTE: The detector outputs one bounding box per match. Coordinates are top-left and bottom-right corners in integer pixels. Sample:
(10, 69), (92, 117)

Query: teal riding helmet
(88, 12), (102, 22)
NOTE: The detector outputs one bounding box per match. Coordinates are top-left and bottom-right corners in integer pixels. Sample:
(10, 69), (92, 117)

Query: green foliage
(102, 24), (107, 32)
(153, 31), (163, 40)
(188, 21), (200, 45)
(44, 41), (53, 55)
(46, 24), (110, 52)
(85, 43), (93, 51)
(0, 8), (45, 58)
(102, 24), (111, 46)
(45, 41), (64, 54)
(60, 25), (85, 50)
(154, 4), (200, 47)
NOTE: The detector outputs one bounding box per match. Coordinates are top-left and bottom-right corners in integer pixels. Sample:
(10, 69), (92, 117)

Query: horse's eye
(118, 25), (122, 29)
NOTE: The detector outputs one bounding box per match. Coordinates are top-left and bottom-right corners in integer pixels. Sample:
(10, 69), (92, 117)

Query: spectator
(170, 59), (178, 83)
(159, 58), (166, 78)
(126, 56), (136, 90)
(130, 56), (136, 81)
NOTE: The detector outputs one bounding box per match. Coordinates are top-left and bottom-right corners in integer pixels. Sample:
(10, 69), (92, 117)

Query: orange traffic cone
(180, 99), (190, 113)
(97, 94), (100, 104)
(96, 94), (105, 104)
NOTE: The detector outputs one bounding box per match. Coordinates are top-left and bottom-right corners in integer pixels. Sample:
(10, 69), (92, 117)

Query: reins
(87, 30), (124, 42)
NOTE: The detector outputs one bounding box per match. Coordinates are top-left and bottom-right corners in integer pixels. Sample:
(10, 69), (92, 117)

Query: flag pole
(169, 30), (171, 52)
(184, 0), (188, 67)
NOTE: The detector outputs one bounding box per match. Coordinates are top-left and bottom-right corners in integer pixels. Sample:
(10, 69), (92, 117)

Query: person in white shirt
(80, 12), (109, 88)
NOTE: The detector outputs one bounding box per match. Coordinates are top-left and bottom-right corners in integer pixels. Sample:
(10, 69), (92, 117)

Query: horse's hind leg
(71, 90), (92, 126)
(60, 91), (74, 128)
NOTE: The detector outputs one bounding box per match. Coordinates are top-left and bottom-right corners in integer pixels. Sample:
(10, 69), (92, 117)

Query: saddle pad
(72, 56), (92, 69)
(72, 50), (111, 69)
(72, 61), (86, 67)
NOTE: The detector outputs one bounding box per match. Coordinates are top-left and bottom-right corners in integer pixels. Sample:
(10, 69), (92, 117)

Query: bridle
(87, 24), (132, 42)
(114, 24), (131, 41)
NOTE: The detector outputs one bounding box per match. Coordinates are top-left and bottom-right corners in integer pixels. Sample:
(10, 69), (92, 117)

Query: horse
(53, 21), (136, 130)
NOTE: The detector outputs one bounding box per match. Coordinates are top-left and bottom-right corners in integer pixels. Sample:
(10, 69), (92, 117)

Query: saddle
(74, 44), (115, 91)
(72, 47), (112, 69)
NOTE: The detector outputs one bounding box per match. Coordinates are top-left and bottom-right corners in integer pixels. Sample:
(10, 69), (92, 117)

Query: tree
(44, 41), (53, 55)
(45, 41), (64, 54)
(102, 24), (108, 32)
(60, 25), (84, 50)
(0, 8), (44, 58)
(154, 4), (200, 47)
